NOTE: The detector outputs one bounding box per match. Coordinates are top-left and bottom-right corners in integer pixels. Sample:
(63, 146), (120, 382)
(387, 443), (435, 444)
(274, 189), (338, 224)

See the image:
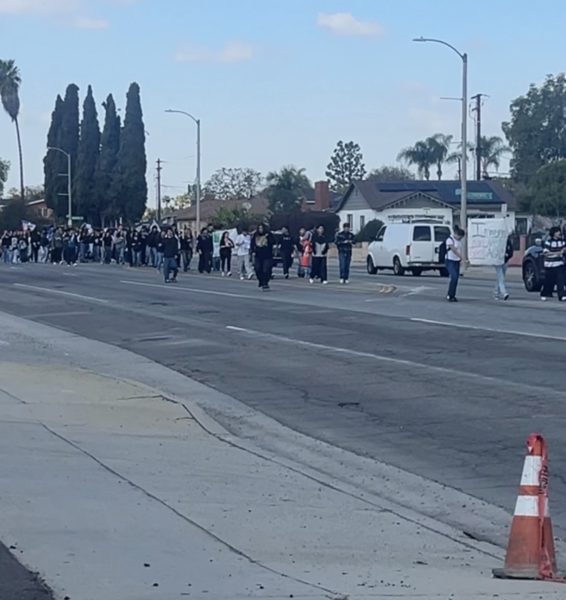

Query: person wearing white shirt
(445, 226), (465, 302)
(235, 228), (253, 280)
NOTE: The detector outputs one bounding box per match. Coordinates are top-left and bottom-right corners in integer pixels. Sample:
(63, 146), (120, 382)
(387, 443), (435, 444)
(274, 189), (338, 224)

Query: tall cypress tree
(75, 85), (100, 224)
(114, 82), (147, 223)
(44, 94), (65, 216)
(56, 84), (80, 222)
(94, 94), (120, 226)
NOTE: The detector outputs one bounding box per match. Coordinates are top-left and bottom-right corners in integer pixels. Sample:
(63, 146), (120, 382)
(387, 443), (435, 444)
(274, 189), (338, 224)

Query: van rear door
(410, 225), (434, 262)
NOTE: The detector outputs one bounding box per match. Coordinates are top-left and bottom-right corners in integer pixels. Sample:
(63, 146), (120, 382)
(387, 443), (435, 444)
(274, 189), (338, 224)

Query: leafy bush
(355, 219), (384, 243)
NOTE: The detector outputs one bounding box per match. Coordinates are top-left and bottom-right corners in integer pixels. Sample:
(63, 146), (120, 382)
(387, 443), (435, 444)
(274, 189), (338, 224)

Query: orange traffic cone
(493, 434), (558, 580)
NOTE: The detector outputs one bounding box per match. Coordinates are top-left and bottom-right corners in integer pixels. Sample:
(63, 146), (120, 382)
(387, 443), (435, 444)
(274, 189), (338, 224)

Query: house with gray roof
(335, 180), (518, 233)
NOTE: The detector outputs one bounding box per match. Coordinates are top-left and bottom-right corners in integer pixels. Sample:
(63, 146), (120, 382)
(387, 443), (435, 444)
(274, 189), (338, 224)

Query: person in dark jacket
(147, 226), (159, 267)
(493, 234), (514, 301)
(162, 229), (179, 283)
(251, 224), (274, 290)
(196, 228), (213, 273)
(180, 229), (194, 272)
(540, 226), (566, 301)
(309, 225), (329, 284)
(279, 226), (294, 279)
(335, 222), (355, 284)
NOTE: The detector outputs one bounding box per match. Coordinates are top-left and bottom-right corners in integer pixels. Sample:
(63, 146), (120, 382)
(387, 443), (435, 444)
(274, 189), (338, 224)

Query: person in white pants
(235, 228), (253, 280)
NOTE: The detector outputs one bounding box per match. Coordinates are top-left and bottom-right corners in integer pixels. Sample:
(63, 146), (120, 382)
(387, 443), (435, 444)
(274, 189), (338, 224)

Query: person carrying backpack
(445, 226), (465, 302)
(494, 234), (514, 301)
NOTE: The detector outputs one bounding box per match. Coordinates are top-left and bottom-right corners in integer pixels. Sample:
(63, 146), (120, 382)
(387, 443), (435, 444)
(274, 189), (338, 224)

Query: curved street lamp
(413, 37), (468, 239)
(47, 146), (72, 227)
(165, 109), (201, 233)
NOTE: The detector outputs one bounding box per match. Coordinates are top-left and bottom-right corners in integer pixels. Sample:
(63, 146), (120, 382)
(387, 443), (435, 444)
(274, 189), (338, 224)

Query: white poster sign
(467, 218), (511, 266)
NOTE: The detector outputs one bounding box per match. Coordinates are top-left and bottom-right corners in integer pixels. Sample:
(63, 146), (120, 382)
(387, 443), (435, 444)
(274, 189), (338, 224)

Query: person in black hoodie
(279, 226), (294, 279)
(335, 222), (355, 284)
(310, 225), (329, 284)
(196, 228), (213, 273)
(251, 223), (274, 290)
(162, 229), (179, 283)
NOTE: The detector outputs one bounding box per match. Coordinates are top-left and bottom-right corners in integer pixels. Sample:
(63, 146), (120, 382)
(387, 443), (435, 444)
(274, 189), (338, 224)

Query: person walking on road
(280, 226), (294, 279)
(335, 222), (355, 284)
(310, 225), (329, 284)
(162, 229), (179, 283)
(494, 234), (514, 301)
(235, 227), (253, 280)
(297, 227), (312, 279)
(445, 226), (465, 302)
(180, 229), (194, 272)
(197, 228), (213, 274)
(540, 226), (566, 302)
(251, 223), (274, 291)
(220, 231), (234, 277)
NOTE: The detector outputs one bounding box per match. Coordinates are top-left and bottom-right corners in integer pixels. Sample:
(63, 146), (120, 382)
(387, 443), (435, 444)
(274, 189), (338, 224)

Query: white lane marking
(410, 317), (566, 343)
(0, 340), (9, 346)
(224, 325), (552, 393)
(13, 284), (109, 304)
(121, 279), (261, 301)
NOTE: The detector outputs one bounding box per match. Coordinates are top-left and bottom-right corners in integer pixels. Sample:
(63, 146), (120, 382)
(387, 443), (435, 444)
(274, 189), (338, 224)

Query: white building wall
(337, 207), (454, 233)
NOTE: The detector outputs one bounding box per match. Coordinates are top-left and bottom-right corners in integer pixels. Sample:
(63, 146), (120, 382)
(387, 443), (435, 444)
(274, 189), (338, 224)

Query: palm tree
(476, 135), (510, 178)
(397, 141), (435, 180)
(427, 134), (453, 180)
(265, 166), (312, 213)
(0, 59), (24, 201)
(446, 141), (474, 179)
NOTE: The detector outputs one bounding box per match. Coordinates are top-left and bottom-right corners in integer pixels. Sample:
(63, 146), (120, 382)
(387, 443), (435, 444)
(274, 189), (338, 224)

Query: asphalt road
(1, 259), (566, 551)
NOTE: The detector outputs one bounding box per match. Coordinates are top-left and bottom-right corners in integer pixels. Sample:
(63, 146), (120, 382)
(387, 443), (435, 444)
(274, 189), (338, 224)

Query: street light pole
(413, 37), (468, 238)
(47, 146), (72, 228)
(165, 109), (201, 233)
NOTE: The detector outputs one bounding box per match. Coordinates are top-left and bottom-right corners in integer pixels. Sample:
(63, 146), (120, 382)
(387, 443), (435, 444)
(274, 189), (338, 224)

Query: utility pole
(471, 93), (487, 180)
(156, 158), (162, 222)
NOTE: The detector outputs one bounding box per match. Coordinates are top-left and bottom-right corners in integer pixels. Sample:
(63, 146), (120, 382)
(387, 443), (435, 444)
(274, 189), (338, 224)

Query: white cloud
(176, 41), (255, 64)
(74, 16), (108, 29)
(317, 12), (383, 37)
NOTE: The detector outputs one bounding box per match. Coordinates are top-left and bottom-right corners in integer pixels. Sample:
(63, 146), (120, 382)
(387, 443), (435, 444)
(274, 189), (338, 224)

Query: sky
(1, 0), (565, 208)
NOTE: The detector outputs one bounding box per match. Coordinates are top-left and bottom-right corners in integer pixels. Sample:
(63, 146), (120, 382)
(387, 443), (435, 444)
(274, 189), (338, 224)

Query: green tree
(0, 158), (9, 196)
(94, 94), (121, 226)
(326, 140), (367, 192)
(503, 74), (566, 183)
(76, 85), (101, 223)
(204, 167), (263, 200)
(0, 59), (24, 201)
(397, 140), (435, 180)
(474, 135), (510, 178)
(265, 166), (312, 214)
(525, 160), (566, 217)
(113, 82), (147, 223)
(0, 198), (27, 230)
(428, 134), (453, 180)
(367, 165), (415, 181)
(355, 219), (384, 243)
(43, 95), (66, 216)
(210, 206), (263, 230)
(61, 83), (80, 188)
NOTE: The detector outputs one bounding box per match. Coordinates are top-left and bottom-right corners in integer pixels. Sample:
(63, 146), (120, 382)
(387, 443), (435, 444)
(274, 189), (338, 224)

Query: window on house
(359, 216), (366, 230)
(347, 214), (353, 228)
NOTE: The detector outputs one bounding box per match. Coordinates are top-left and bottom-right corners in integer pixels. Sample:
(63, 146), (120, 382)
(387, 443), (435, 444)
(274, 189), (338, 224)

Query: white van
(367, 222), (451, 276)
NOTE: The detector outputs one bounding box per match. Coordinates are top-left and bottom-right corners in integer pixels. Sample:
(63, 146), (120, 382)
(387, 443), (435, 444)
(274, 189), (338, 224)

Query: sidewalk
(0, 360), (563, 599)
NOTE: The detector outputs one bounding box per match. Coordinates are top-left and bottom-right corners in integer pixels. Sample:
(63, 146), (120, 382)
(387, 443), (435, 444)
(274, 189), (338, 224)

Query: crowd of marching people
(0, 221), (357, 291)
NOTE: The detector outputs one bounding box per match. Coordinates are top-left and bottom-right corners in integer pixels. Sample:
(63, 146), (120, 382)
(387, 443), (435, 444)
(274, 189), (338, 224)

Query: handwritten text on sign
(468, 219), (509, 266)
